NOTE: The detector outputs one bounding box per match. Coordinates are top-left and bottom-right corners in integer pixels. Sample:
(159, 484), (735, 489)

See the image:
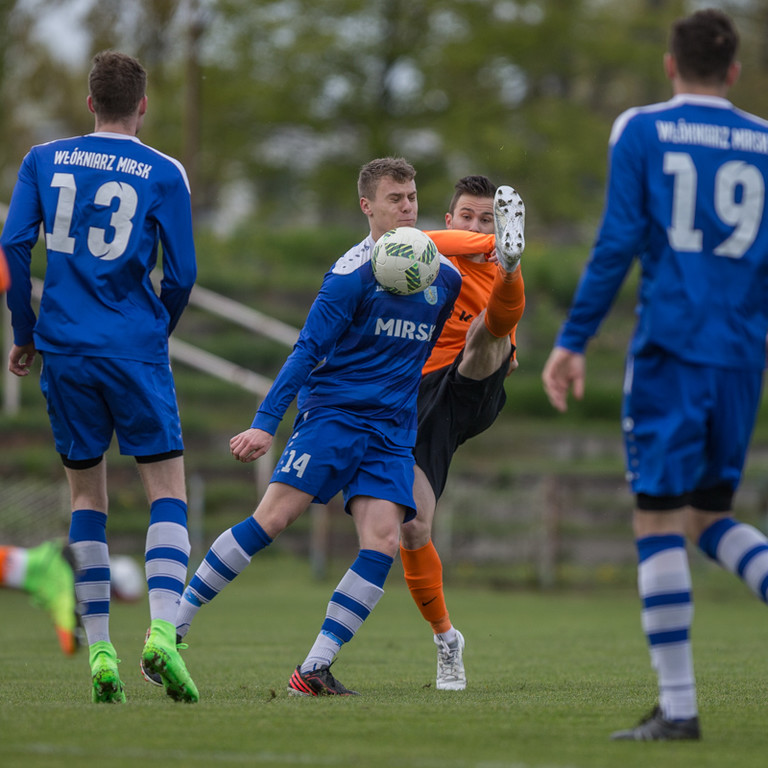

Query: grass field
(1, 551), (767, 768)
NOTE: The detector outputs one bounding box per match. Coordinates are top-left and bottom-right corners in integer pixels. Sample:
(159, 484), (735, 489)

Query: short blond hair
(358, 157), (416, 200)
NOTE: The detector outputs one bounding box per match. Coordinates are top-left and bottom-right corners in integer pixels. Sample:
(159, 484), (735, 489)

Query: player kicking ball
(399, 178), (526, 690)
(165, 157), (461, 696)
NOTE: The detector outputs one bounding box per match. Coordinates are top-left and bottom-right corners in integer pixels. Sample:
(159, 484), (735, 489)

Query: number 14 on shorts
(280, 450), (311, 478)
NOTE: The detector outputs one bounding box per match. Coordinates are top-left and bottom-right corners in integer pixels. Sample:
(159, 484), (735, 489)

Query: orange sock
(400, 541), (452, 634)
(484, 266), (525, 338)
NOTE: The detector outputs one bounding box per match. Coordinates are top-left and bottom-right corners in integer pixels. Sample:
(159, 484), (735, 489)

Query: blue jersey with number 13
(2, 132), (197, 364)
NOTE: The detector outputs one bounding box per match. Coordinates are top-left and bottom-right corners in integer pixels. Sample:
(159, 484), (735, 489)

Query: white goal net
(0, 480), (70, 546)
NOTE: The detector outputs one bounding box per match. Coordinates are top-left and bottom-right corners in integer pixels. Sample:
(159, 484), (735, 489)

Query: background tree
(2, 0), (766, 239)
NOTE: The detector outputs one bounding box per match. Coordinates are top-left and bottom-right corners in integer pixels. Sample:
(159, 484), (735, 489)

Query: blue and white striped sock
(637, 534), (697, 721)
(69, 510), (110, 645)
(145, 498), (191, 625)
(699, 517), (768, 601)
(301, 549), (393, 673)
(175, 516), (272, 637)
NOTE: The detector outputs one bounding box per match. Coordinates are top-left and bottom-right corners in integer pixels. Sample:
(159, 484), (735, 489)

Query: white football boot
(434, 629), (466, 691)
(493, 185), (525, 273)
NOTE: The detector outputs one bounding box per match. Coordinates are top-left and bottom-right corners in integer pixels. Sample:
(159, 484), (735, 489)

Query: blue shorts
(271, 407), (416, 522)
(622, 351), (762, 508)
(40, 352), (184, 461)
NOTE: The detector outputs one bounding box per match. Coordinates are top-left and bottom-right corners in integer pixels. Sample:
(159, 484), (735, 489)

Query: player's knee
(401, 515), (430, 549)
(360, 521), (401, 558)
(376, 531), (401, 558)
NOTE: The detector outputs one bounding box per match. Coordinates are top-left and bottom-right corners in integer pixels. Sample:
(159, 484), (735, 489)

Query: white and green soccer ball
(372, 227), (439, 296)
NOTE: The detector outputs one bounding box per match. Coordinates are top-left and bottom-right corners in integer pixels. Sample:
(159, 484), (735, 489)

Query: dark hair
(669, 9), (739, 84)
(448, 175), (497, 215)
(358, 157), (416, 200)
(88, 51), (147, 121)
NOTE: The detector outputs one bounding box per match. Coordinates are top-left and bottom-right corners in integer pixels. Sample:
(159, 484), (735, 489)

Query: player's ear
(86, 95), (96, 114)
(726, 60), (741, 88)
(663, 52), (676, 81)
(360, 197), (372, 217)
(445, 212), (452, 228)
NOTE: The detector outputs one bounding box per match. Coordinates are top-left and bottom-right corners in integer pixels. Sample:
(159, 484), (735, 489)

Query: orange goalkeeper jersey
(422, 229), (521, 375)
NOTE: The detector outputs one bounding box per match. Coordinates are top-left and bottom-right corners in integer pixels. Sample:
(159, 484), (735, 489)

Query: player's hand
(230, 428), (273, 463)
(8, 343), (37, 377)
(541, 346), (585, 413)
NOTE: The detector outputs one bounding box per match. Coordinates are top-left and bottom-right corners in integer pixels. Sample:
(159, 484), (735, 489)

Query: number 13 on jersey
(46, 172), (138, 261)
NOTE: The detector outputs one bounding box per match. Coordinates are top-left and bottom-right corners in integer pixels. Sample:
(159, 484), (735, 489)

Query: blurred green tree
(2, 0), (766, 239)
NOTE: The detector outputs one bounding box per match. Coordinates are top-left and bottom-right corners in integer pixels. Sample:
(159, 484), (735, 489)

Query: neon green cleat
(25, 540), (82, 655)
(141, 619), (199, 703)
(89, 641), (126, 703)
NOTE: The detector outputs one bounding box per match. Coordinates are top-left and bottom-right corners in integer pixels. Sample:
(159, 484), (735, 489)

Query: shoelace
(436, 641), (462, 678)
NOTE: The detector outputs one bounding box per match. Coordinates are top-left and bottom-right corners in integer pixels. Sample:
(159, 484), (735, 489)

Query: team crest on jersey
(423, 286), (438, 305)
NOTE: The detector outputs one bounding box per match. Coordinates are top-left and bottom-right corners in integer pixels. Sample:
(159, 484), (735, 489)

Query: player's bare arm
(541, 346), (585, 413)
(230, 428), (274, 463)
(8, 342), (36, 377)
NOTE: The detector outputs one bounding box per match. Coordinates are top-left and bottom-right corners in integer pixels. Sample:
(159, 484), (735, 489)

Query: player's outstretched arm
(542, 346), (585, 413)
(230, 428), (274, 463)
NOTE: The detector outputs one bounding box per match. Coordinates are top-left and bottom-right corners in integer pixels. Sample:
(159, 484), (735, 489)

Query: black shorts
(413, 349), (507, 500)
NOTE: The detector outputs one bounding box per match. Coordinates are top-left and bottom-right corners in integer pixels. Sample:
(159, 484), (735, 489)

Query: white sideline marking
(20, 743), (576, 768)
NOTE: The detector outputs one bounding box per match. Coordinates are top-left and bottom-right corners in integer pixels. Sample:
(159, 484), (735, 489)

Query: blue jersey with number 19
(252, 235), (461, 447)
(557, 94), (768, 371)
(1, 132), (197, 363)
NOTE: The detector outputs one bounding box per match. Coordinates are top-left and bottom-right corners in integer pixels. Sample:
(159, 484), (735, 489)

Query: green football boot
(141, 619), (199, 703)
(90, 641), (126, 703)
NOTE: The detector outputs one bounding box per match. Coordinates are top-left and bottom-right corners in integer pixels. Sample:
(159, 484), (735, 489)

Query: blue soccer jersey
(2, 132), (197, 363)
(252, 235), (461, 447)
(557, 94), (768, 370)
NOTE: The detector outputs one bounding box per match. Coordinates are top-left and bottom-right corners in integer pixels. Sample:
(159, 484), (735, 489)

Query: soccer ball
(372, 227), (439, 295)
(109, 555), (145, 602)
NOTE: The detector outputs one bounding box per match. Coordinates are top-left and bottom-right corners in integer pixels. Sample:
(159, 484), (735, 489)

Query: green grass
(2, 553), (768, 767)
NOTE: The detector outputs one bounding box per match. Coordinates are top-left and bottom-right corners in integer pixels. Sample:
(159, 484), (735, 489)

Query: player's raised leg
(493, 185), (525, 272)
(484, 185), (525, 340)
